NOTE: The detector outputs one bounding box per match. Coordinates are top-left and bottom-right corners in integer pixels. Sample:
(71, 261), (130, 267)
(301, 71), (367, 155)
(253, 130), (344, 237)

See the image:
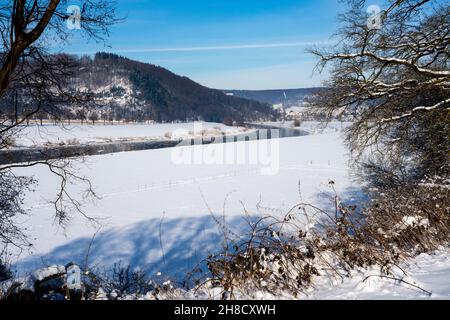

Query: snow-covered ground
(189, 247), (450, 300)
(12, 122), (354, 277)
(7, 121), (449, 299)
(308, 248), (450, 300)
(12, 122), (249, 148)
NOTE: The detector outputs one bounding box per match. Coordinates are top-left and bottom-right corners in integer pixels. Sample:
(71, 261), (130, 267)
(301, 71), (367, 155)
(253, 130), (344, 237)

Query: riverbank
(0, 123), (308, 165)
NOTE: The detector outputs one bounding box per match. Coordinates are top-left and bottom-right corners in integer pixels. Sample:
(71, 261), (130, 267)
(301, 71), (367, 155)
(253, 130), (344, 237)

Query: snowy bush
(1, 181), (448, 300)
(200, 182), (450, 298)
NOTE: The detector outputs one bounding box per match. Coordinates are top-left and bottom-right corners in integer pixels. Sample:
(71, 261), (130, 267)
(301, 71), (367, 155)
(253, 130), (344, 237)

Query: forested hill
(74, 52), (277, 123)
(223, 88), (324, 105)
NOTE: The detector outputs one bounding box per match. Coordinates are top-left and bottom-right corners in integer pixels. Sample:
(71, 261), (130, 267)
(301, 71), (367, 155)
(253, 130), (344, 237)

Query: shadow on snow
(16, 215), (251, 281)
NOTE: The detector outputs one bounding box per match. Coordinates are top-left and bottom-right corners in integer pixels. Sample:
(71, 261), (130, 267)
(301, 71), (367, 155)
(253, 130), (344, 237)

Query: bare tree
(309, 0), (449, 186)
(76, 108), (87, 124)
(0, 1), (119, 250)
(89, 111), (98, 125)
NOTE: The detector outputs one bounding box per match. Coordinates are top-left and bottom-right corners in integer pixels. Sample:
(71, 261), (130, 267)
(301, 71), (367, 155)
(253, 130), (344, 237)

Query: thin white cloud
(71, 40), (333, 55)
(192, 61), (327, 90)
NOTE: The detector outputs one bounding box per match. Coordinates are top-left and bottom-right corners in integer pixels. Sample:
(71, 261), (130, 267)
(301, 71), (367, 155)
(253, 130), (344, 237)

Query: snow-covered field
(13, 122), (352, 274)
(12, 122), (249, 148)
(7, 121), (450, 299)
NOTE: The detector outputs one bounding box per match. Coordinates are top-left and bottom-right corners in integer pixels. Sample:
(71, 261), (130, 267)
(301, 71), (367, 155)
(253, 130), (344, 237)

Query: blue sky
(64, 0), (347, 90)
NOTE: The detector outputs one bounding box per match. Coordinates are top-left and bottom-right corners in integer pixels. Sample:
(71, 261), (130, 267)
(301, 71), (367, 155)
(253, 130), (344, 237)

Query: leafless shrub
(0, 170), (36, 249)
(103, 263), (152, 295)
(202, 182), (449, 298)
(0, 251), (13, 282)
(78, 263), (179, 300)
(223, 117), (233, 127)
